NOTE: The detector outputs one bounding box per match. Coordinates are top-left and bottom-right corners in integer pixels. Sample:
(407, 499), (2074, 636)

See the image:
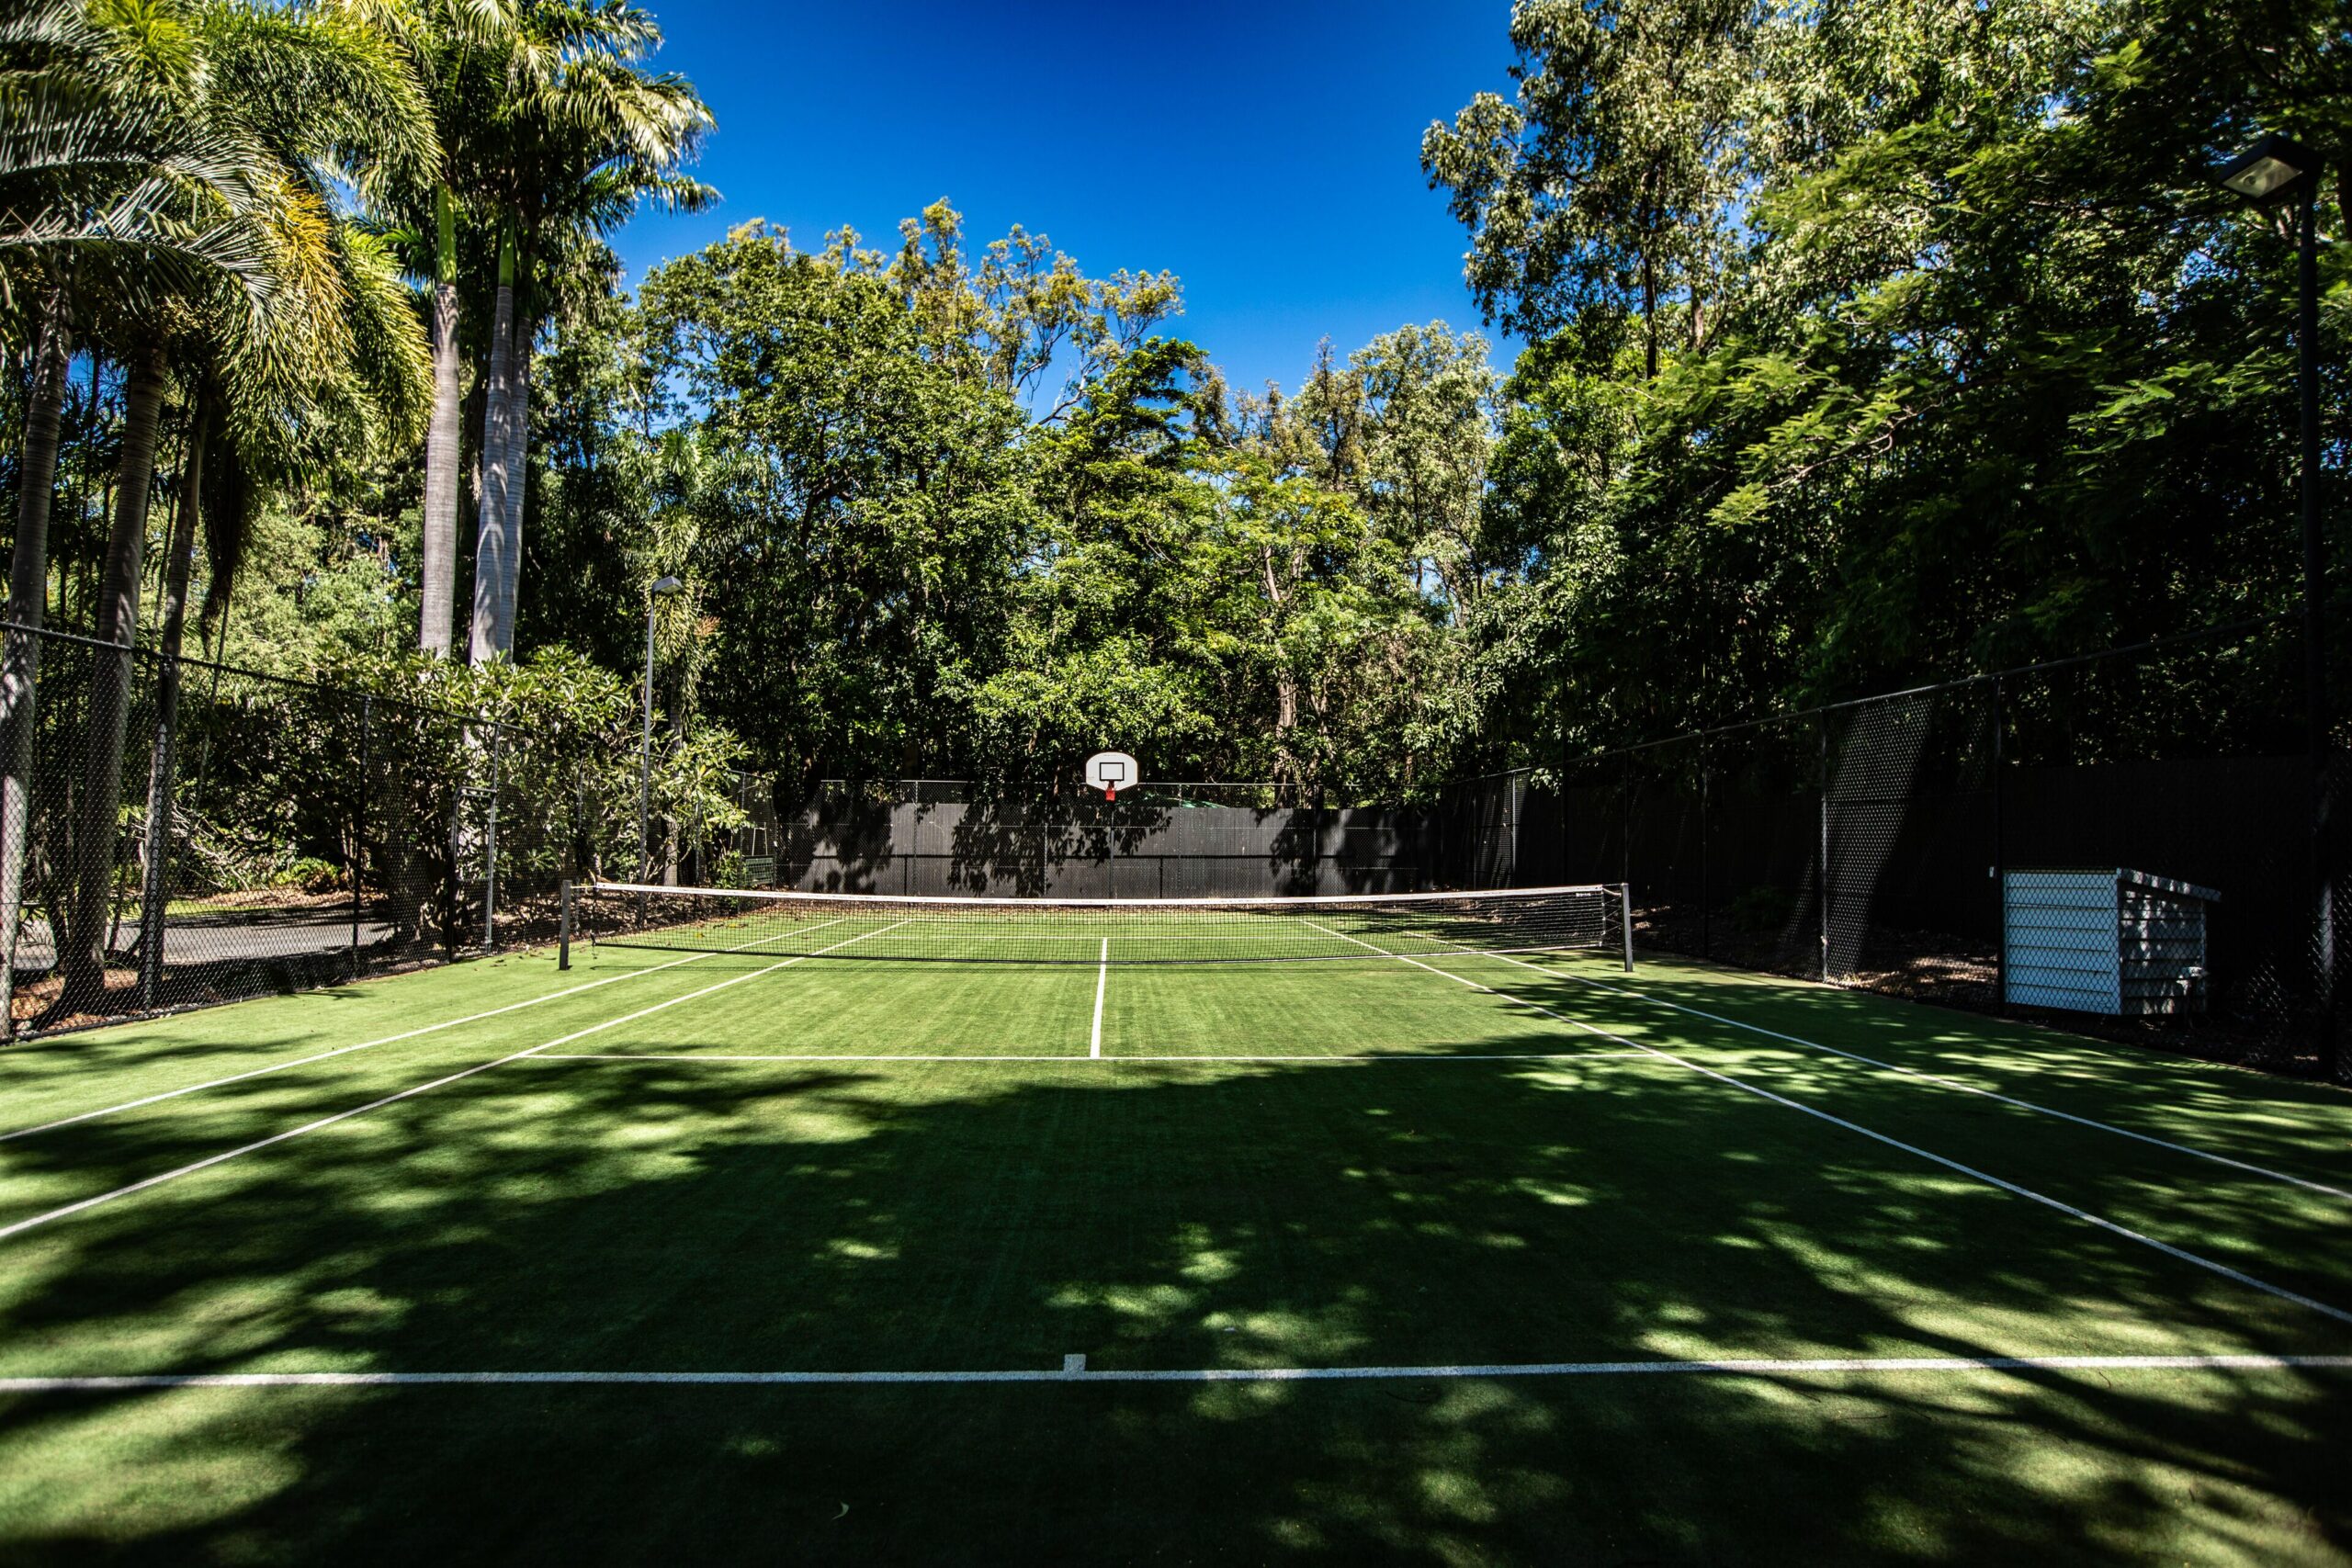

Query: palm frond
(203, 0), (439, 197)
(0, 73), (280, 326)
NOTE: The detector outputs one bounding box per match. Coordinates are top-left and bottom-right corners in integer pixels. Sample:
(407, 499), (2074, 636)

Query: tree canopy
(4, 0), (2343, 808)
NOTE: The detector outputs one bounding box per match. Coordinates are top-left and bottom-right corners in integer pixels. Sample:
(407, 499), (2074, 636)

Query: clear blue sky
(612, 0), (1523, 399)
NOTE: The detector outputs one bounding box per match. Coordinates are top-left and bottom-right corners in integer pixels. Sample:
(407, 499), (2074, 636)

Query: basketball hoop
(1083, 750), (1138, 802)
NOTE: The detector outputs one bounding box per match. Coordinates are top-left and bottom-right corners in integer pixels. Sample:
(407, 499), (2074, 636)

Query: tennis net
(562, 881), (1633, 968)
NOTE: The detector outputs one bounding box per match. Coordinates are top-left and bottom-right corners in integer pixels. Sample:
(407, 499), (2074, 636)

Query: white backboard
(1083, 750), (1138, 797)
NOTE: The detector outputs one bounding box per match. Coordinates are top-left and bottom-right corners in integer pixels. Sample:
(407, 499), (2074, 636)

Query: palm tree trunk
(135, 396), (210, 1003)
(469, 229), (517, 665)
(55, 336), (169, 1015)
(494, 313), (532, 655)
(0, 288), (74, 1037)
(419, 187), (462, 657)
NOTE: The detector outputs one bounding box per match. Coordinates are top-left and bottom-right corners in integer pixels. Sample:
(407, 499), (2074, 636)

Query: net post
(558, 879), (573, 971)
(1619, 882), (1634, 972)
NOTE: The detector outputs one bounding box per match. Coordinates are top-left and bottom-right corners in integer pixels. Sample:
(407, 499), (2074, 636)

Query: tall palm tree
(44, 0), (435, 1018)
(0, 0), (278, 1030)
(417, 179), (463, 653)
(132, 213), (432, 994)
(460, 0), (710, 664)
(356, 0), (521, 659)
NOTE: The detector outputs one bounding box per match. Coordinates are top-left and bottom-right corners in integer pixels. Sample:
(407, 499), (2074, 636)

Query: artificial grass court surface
(0, 941), (2346, 1564)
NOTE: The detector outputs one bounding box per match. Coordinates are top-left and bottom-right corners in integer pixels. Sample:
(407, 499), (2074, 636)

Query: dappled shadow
(1517, 954), (2352, 1193)
(0, 1015), (2346, 1563)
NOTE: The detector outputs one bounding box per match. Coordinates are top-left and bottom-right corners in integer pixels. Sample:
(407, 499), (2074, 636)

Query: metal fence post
(571, 755), (589, 888)
(352, 695), (371, 976)
(1990, 675), (2006, 1011)
(482, 720), (502, 949)
(2294, 191), (2337, 1081)
(0, 623), (41, 1040)
(1818, 716), (1831, 982)
(1699, 738), (1712, 963)
(1619, 752), (1633, 899)
(1557, 739), (1572, 895)
(135, 648), (183, 1010)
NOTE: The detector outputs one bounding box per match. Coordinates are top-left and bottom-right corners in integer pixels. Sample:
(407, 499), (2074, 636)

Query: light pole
(2213, 132), (2335, 1075)
(638, 575), (685, 899)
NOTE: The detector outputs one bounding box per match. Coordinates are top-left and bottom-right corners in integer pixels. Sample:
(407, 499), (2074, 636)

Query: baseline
(0, 918), (856, 1145)
(1519, 954), (2351, 1202)
(0, 922), (906, 1245)
(5, 1352), (2347, 1392)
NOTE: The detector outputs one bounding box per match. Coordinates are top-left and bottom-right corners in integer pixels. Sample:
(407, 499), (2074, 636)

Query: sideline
(0, 923), (905, 1244)
(1300, 925), (2352, 1330)
(1515, 954), (2352, 1202)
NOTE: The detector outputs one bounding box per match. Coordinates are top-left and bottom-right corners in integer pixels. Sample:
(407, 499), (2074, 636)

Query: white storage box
(2003, 868), (2220, 1017)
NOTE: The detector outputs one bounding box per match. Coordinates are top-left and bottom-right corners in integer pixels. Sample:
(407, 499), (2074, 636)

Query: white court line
(1513, 955), (2352, 1202)
(0, 922), (908, 1245)
(0, 918), (857, 1145)
(530, 1052), (1658, 1064)
(1090, 937), (1108, 1059)
(1301, 923), (2352, 1330)
(5, 1352), (2346, 1392)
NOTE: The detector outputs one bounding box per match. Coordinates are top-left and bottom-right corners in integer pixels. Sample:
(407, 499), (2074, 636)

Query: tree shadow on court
(1510, 956), (2352, 1193)
(0, 1024), (2346, 1566)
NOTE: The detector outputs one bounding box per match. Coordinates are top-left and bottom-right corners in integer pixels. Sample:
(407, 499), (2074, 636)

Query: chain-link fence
(1445, 618), (2345, 1082)
(0, 623), (623, 1039)
(6, 615), (2336, 1078)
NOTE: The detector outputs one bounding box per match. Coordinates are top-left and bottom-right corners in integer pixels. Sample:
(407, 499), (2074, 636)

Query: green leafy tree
(1421, 0), (1757, 378)
(635, 222), (1036, 784)
(71, 0), (433, 1017)
(1446, 0), (2346, 759)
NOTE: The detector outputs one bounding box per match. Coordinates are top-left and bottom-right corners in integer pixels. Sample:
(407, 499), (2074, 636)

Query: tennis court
(1, 887), (2347, 1563)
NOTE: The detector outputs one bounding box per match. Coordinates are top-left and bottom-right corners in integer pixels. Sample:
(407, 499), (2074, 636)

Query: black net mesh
(573, 879), (1629, 967)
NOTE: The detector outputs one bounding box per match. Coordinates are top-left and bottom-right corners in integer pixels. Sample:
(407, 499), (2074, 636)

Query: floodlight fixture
(2212, 132), (2318, 205)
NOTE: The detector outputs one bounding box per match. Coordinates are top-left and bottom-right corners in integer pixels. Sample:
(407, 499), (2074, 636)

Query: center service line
(1090, 937), (1109, 1058)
